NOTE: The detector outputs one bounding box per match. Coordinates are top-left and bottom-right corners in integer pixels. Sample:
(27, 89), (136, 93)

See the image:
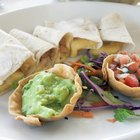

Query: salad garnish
(68, 50), (140, 122)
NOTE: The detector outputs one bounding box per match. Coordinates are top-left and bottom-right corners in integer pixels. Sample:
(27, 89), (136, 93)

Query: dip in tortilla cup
(9, 64), (82, 126)
(102, 52), (140, 98)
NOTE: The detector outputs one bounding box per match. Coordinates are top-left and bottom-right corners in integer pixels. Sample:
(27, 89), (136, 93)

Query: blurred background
(0, 0), (140, 13)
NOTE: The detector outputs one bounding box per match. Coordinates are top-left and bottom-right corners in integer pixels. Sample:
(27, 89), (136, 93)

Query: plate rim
(0, 1), (140, 140)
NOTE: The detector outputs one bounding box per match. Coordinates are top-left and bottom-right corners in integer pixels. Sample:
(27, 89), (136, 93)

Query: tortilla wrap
(45, 18), (103, 57)
(33, 26), (73, 62)
(98, 13), (135, 51)
(10, 29), (58, 71)
(0, 29), (35, 94)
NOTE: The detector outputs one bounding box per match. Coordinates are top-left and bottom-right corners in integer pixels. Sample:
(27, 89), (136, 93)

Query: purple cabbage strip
(86, 51), (108, 68)
(80, 71), (106, 98)
(84, 89), (94, 100)
(75, 103), (140, 112)
(87, 49), (93, 62)
(80, 71), (140, 110)
(74, 105), (110, 112)
(75, 89), (94, 110)
(79, 71), (133, 108)
(111, 105), (140, 111)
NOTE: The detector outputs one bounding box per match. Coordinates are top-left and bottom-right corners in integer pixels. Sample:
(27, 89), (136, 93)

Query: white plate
(0, 2), (140, 140)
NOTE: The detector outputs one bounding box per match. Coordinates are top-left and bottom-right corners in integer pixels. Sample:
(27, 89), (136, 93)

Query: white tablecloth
(0, 0), (139, 14)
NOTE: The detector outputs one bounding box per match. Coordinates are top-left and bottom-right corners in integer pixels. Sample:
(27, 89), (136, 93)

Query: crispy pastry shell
(102, 55), (140, 98)
(9, 64), (82, 126)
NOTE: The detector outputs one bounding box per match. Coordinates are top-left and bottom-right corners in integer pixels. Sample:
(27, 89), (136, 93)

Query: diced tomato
(125, 74), (139, 87)
(119, 55), (130, 67)
(130, 53), (140, 63)
(136, 69), (140, 80)
(128, 62), (139, 73)
(137, 68), (140, 76)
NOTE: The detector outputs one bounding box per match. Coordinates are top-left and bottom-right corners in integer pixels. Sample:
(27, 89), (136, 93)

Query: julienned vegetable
(80, 71), (133, 108)
(71, 51), (140, 122)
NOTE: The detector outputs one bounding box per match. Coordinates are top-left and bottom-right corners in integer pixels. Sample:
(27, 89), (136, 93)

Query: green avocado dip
(22, 71), (76, 119)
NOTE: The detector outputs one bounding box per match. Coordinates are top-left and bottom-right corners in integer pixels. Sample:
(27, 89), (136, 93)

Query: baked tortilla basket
(9, 64), (82, 126)
(102, 54), (140, 99)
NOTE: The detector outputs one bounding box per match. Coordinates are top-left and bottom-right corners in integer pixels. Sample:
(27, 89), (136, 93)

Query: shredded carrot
(73, 65), (79, 72)
(107, 118), (117, 123)
(86, 69), (102, 77)
(69, 62), (97, 75)
(90, 101), (108, 107)
(70, 59), (80, 68)
(69, 111), (94, 118)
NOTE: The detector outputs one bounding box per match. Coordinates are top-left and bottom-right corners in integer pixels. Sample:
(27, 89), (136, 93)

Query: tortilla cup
(102, 54), (140, 98)
(9, 64), (82, 126)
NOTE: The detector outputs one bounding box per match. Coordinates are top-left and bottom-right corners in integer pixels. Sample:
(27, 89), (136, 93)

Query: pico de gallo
(109, 52), (140, 87)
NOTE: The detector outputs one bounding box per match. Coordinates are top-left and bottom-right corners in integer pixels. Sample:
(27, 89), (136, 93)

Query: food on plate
(44, 18), (103, 57)
(70, 51), (140, 122)
(90, 42), (122, 55)
(33, 26), (73, 62)
(9, 64), (82, 126)
(102, 52), (140, 98)
(10, 29), (58, 71)
(0, 29), (36, 94)
(2, 12), (140, 124)
(91, 13), (135, 55)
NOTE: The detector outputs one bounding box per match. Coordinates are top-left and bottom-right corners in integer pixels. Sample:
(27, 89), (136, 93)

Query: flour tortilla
(44, 18), (103, 57)
(0, 44), (33, 86)
(0, 29), (35, 89)
(99, 13), (135, 50)
(0, 29), (21, 45)
(10, 29), (58, 71)
(33, 26), (73, 61)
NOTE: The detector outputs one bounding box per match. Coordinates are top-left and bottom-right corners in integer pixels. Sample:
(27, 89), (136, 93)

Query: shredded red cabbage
(74, 51), (140, 112)
(80, 71), (132, 107)
(74, 105), (110, 112)
(87, 50), (108, 68)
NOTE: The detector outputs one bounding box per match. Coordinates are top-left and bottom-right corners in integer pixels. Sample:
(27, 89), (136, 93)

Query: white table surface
(0, 0), (140, 14)
(0, 0), (58, 13)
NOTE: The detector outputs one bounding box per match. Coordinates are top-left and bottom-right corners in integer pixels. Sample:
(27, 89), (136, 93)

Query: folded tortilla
(10, 29), (58, 71)
(98, 13), (135, 52)
(33, 26), (73, 62)
(0, 29), (35, 94)
(45, 18), (103, 57)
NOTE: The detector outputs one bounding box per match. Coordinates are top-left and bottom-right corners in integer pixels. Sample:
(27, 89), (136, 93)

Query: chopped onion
(116, 73), (129, 79)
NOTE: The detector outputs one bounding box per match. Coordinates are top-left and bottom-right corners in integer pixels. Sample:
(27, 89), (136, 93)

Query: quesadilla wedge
(45, 18), (103, 57)
(92, 13), (135, 55)
(10, 29), (58, 72)
(33, 26), (73, 62)
(0, 29), (35, 94)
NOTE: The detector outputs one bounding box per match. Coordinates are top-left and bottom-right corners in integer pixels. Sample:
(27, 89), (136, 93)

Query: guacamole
(22, 71), (76, 118)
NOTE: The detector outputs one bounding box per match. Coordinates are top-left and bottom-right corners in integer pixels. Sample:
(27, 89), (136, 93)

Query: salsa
(109, 52), (140, 87)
